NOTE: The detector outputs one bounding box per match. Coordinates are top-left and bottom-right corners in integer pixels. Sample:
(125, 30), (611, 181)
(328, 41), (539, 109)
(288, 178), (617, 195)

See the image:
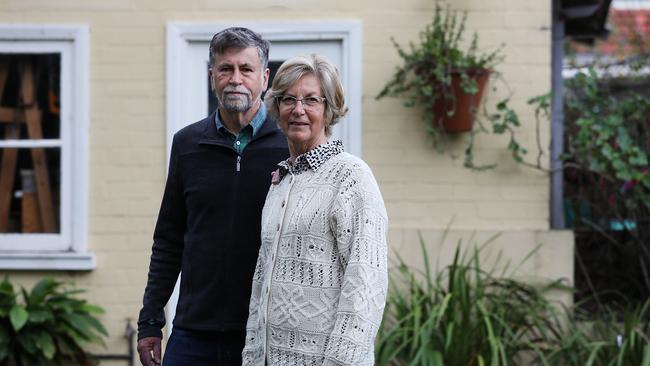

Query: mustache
(223, 86), (251, 96)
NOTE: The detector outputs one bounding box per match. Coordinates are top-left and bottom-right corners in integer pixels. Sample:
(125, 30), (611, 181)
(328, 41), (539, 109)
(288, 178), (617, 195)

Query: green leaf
(62, 313), (104, 340)
(616, 127), (632, 150)
(629, 153), (648, 166)
(421, 85), (433, 97)
(0, 277), (14, 295)
(0, 278), (16, 317)
(601, 144), (615, 160)
(16, 332), (38, 356)
(84, 313), (109, 337)
(492, 123), (506, 134)
(642, 174), (650, 189)
(80, 303), (105, 315)
(61, 321), (88, 345)
(33, 331), (56, 360)
(505, 110), (519, 126)
(9, 304), (29, 331)
(0, 343), (9, 363)
(28, 277), (58, 306)
(641, 343), (650, 366)
(0, 327), (10, 362)
(28, 309), (53, 323)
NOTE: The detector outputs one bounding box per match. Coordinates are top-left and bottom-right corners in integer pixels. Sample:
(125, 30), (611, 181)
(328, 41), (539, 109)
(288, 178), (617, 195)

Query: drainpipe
(93, 319), (135, 366)
(551, 0), (566, 229)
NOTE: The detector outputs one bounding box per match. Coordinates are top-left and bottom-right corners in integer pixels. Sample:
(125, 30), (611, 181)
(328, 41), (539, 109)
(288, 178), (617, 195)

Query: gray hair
(264, 54), (347, 136)
(209, 27), (270, 69)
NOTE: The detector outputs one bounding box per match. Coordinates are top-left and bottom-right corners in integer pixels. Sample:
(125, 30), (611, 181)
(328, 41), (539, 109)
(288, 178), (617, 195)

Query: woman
(242, 54), (388, 365)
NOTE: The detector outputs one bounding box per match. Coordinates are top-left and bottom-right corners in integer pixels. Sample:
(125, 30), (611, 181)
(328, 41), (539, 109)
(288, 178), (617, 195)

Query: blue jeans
(162, 327), (246, 366)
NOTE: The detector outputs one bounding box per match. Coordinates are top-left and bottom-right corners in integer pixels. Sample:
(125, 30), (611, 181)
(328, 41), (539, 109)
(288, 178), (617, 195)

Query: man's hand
(137, 337), (162, 366)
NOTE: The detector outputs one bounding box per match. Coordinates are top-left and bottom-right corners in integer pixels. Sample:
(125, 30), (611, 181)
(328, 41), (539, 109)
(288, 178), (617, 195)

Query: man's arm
(137, 135), (187, 362)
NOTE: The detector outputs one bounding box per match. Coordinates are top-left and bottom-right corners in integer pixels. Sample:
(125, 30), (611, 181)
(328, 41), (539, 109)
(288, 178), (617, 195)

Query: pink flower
(271, 169), (281, 185)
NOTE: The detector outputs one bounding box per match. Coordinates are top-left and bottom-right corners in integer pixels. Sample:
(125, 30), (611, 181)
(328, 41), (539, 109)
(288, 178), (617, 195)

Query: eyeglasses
(276, 95), (326, 109)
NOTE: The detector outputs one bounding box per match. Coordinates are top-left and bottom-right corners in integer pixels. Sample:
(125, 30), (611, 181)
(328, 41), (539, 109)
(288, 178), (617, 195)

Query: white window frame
(166, 20), (363, 159)
(0, 25), (93, 270)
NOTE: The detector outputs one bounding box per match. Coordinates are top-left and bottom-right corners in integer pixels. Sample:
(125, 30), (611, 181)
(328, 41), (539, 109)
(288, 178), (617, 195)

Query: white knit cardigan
(242, 151), (388, 366)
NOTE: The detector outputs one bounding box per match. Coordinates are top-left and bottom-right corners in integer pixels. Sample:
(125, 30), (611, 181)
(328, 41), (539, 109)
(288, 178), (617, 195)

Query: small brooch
(271, 169), (281, 185)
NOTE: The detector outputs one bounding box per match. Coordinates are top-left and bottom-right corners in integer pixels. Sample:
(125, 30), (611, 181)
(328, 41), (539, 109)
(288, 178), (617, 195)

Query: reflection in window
(0, 54), (61, 233)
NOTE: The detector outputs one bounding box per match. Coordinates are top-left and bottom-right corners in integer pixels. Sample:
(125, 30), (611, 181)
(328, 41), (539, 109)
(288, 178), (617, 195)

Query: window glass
(0, 54), (61, 234)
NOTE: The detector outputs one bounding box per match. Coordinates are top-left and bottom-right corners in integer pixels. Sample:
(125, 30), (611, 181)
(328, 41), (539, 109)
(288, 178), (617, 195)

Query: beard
(218, 86), (255, 112)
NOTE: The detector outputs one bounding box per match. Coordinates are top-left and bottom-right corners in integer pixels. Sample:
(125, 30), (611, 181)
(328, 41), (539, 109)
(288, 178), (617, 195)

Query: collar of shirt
(214, 103), (267, 153)
(277, 140), (345, 179)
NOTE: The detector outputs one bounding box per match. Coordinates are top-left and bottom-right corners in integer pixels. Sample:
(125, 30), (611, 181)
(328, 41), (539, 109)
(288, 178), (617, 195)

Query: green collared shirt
(215, 104), (267, 155)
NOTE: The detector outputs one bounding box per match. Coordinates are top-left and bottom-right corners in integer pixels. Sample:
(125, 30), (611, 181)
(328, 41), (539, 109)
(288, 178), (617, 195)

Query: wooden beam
(0, 125), (19, 232)
(0, 58), (7, 102)
(20, 170), (43, 233)
(0, 58), (15, 232)
(0, 107), (41, 124)
(20, 61), (57, 233)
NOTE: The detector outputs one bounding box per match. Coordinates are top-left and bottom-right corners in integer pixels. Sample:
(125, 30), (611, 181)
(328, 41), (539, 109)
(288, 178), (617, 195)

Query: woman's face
(278, 73), (328, 153)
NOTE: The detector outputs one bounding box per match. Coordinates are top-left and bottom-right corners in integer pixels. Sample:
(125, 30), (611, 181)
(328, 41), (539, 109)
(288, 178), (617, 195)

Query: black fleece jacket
(137, 112), (288, 340)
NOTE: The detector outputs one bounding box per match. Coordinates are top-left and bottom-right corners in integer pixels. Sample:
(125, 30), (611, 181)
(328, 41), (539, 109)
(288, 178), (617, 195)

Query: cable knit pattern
(242, 144), (388, 366)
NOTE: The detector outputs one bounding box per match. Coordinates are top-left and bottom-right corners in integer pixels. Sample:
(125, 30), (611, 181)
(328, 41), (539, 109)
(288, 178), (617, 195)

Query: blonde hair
(264, 54), (348, 136)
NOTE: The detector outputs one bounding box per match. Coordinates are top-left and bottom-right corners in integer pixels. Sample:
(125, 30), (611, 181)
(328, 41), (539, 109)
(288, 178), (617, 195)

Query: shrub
(0, 277), (107, 366)
(376, 236), (568, 365)
(548, 299), (650, 366)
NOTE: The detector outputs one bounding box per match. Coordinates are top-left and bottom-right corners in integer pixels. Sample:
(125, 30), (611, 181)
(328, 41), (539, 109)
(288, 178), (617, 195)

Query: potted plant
(377, 4), (527, 169)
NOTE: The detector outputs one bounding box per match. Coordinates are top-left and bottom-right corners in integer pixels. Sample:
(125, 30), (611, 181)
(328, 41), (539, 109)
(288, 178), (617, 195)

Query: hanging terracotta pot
(433, 68), (490, 133)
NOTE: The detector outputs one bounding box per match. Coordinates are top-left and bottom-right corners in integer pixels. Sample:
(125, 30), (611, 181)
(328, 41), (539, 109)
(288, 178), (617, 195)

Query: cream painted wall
(0, 0), (568, 361)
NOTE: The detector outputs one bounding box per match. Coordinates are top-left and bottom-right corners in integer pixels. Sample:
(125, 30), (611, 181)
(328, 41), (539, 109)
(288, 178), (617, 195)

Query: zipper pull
(236, 156), (241, 172)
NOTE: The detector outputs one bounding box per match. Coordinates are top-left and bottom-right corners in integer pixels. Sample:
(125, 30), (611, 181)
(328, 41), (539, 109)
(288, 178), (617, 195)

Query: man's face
(210, 46), (269, 113)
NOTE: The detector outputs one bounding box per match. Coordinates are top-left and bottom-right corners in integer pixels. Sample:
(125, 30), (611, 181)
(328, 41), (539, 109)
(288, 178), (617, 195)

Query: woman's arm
(324, 162), (388, 365)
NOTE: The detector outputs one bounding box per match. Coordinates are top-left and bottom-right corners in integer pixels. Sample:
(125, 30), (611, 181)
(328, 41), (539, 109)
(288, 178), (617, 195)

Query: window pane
(0, 147), (60, 233)
(0, 53), (61, 140)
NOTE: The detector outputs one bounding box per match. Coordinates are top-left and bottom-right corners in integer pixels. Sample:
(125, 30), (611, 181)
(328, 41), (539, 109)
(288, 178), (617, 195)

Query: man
(137, 27), (288, 366)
